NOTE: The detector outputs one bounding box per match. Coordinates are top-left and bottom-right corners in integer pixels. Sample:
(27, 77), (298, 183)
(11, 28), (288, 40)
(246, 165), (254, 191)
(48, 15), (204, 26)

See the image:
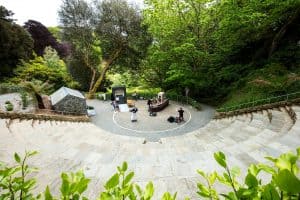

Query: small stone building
(50, 87), (87, 115)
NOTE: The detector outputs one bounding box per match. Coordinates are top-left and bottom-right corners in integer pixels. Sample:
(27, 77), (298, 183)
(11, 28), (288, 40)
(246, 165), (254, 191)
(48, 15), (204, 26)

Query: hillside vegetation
(0, 0), (299, 107)
(142, 0), (300, 106)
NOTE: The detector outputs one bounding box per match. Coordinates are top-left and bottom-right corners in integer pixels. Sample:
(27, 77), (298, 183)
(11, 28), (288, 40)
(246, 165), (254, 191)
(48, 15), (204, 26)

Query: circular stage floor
(88, 99), (215, 141)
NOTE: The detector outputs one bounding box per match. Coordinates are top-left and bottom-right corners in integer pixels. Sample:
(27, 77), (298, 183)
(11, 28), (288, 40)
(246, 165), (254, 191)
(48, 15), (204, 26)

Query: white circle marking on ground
(112, 107), (192, 134)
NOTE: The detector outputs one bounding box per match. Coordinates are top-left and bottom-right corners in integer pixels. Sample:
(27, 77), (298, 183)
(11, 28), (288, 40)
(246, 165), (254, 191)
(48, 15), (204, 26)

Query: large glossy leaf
(209, 171), (217, 185)
(245, 173), (258, 188)
(135, 184), (143, 196)
(124, 172), (134, 185)
(122, 162), (128, 172)
(197, 183), (210, 197)
(197, 169), (206, 178)
(275, 153), (297, 171)
(44, 186), (53, 200)
(76, 178), (90, 194)
(144, 181), (154, 200)
(27, 151), (38, 157)
(161, 192), (177, 200)
(214, 152), (227, 168)
(275, 169), (300, 194)
(60, 173), (70, 196)
(14, 153), (21, 163)
(261, 184), (280, 200)
(104, 173), (119, 190)
(248, 164), (259, 176)
(257, 164), (276, 175)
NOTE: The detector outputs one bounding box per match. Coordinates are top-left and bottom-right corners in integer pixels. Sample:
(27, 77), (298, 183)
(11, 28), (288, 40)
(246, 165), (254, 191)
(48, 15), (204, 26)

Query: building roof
(50, 87), (85, 105)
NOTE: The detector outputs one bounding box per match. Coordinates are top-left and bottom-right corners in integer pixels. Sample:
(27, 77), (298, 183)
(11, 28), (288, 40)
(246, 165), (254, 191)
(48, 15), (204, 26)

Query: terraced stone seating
(0, 105), (299, 199)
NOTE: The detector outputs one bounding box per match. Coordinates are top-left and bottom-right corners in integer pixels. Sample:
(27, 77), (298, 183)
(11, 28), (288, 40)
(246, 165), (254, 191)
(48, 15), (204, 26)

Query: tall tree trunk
(35, 93), (45, 109)
(82, 49), (98, 93)
(268, 9), (299, 58)
(89, 68), (96, 92)
(87, 48), (122, 99)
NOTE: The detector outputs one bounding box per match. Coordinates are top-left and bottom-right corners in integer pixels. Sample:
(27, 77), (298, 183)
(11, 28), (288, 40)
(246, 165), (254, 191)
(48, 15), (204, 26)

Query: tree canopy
(1, 0), (299, 106)
(24, 20), (70, 58)
(59, 0), (151, 97)
(142, 0), (300, 103)
(0, 6), (33, 80)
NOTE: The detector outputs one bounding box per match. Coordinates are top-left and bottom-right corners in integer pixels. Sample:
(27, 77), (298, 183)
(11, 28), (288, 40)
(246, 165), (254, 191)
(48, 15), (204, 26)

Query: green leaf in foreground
(14, 153), (21, 163)
(275, 169), (300, 194)
(144, 181), (154, 200)
(214, 152), (227, 168)
(44, 186), (54, 200)
(104, 173), (119, 190)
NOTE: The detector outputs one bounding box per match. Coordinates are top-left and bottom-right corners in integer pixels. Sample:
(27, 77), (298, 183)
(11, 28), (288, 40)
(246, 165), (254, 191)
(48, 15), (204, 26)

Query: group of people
(111, 99), (138, 122)
(148, 98), (185, 123)
(111, 92), (184, 123)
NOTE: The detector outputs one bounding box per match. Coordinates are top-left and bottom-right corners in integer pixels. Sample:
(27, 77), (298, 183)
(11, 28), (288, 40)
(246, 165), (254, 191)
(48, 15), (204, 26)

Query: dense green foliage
(1, 0), (299, 106)
(143, 0), (300, 105)
(4, 101), (13, 111)
(0, 151), (39, 199)
(0, 6), (33, 80)
(59, 0), (151, 96)
(9, 47), (78, 91)
(1, 148), (299, 199)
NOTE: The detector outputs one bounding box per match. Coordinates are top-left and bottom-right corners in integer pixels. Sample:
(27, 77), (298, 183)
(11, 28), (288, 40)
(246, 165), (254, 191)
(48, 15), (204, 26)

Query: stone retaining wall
(0, 111), (90, 122)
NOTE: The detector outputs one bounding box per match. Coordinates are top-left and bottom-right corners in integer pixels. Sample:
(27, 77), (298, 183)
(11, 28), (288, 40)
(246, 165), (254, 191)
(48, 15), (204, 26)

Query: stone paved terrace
(88, 100), (215, 141)
(0, 100), (300, 199)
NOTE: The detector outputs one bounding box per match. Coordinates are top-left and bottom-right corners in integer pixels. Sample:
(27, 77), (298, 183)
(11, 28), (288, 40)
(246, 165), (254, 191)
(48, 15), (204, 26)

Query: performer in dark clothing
(178, 107), (184, 122)
(147, 99), (152, 110)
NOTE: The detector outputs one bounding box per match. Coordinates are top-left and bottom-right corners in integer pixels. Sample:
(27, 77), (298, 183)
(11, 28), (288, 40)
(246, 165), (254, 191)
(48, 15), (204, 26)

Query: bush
(10, 55), (79, 91)
(166, 91), (202, 110)
(5, 100), (11, 104)
(20, 92), (29, 109)
(0, 83), (23, 94)
(0, 151), (39, 199)
(5, 102), (13, 111)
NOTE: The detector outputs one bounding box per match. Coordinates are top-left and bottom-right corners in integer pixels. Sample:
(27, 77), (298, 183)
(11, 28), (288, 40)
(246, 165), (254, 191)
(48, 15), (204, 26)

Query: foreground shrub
(1, 148), (299, 199)
(0, 151), (39, 199)
(20, 91), (29, 109)
(5, 102), (13, 111)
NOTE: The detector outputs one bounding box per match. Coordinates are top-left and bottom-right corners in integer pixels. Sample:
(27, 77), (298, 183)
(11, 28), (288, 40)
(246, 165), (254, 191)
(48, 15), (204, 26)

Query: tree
(59, 0), (151, 98)
(143, 0), (300, 102)
(22, 80), (53, 109)
(24, 20), (70, 58)
(10, 50), (79, 91)
(88, 0), (151, 97)
(59, 0), (101, 91)
(0, 6), (33, 79)
(48, 26), (63, 42)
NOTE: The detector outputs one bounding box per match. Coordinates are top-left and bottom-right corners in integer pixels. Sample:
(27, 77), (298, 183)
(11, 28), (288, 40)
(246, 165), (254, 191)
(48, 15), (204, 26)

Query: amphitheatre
(0, 0), (299, 198)
(1, 94), (299, 199)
